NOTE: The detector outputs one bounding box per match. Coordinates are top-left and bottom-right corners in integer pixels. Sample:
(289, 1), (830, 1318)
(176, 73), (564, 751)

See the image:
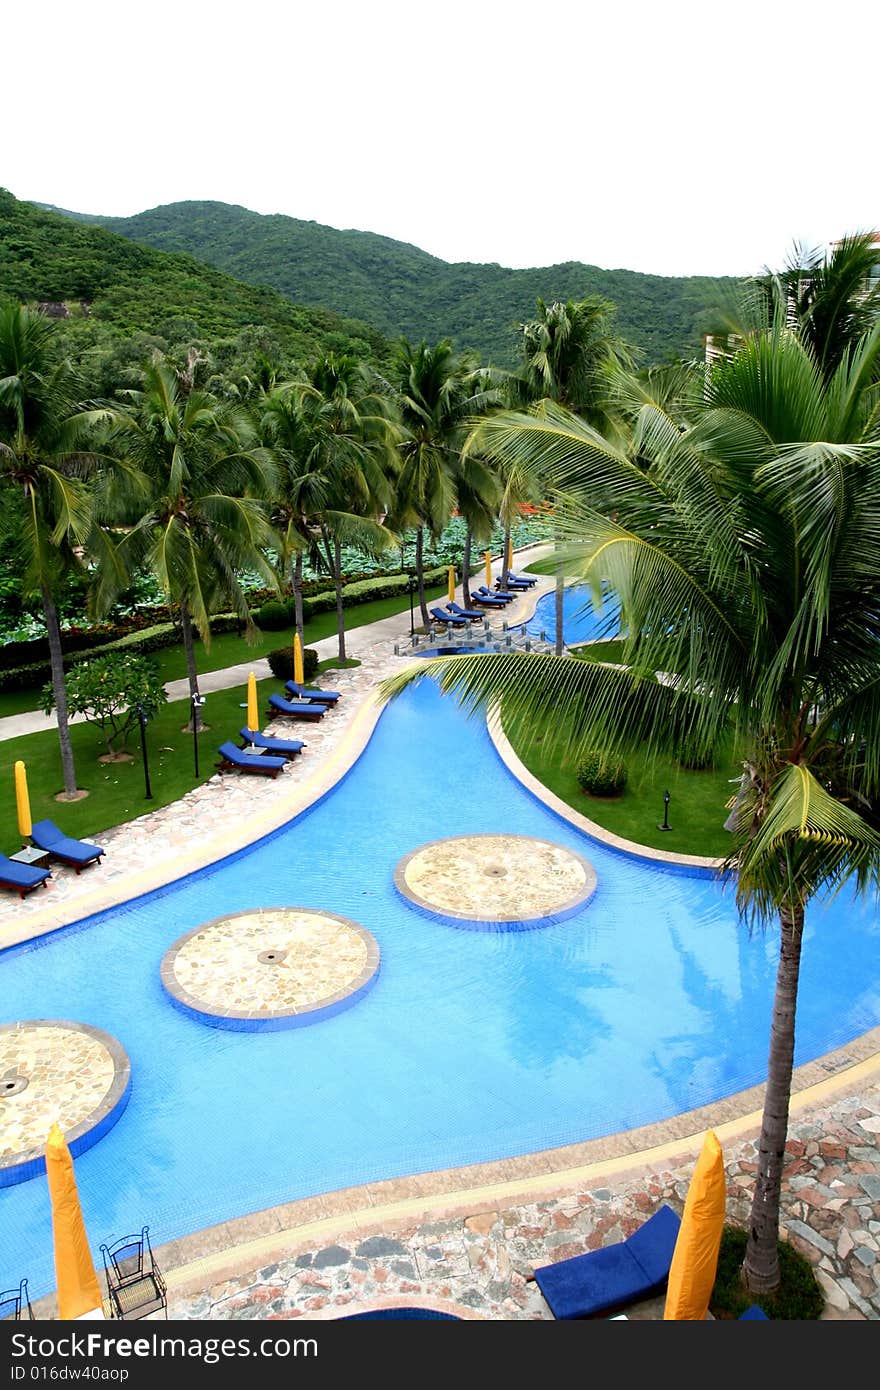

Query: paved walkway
(6, 547), (880, 1321)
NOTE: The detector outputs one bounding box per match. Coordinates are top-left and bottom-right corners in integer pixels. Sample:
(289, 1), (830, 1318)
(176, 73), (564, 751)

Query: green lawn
(1, 666), (352, 858)
(505, 642), (743, 858)
(0, 583), (449, 719)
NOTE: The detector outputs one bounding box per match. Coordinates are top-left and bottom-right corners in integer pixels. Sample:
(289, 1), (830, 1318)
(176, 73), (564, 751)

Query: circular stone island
(0, 1020), (131, 1187)
(160, 907), (380, 1030)
(393, 833), (597, 930)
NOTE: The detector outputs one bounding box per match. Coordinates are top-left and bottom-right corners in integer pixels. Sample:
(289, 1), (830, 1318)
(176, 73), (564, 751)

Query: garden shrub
(266, 646), (319, 683)
(252, 599), (293, 631)
(41, 651), (168, 757)
(576, 749), (628, 797)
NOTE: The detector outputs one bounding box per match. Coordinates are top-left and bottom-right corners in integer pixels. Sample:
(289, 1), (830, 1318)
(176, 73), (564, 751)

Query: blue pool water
(526, 583), (621, 646)
(2, 679), (879, 1301)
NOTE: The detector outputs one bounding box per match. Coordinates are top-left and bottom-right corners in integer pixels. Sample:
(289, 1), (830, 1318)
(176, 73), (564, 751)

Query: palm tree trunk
(501, 524), (511, 591)
(180, 602), (202, 732)
(293, 550), (304, 649)
(554, 528), (565, 656)
(42, 586), (79, 798)
(416, 526), (429, 628)
(462, 527), (473, 607)
(334, 537), (346, 662)
(742, 896), (805, 1293)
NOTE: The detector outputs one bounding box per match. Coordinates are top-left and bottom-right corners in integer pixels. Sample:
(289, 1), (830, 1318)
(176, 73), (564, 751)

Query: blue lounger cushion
(533, 1203), (681, 1319)
(217, 741), (287, 775)
(470, 592), (507, 607)
(30, 819), (104, 868)
(238, 728), (305, 757)
(447, 602), (485, 621)
(0, 852), (51, 896)
(508, 572), (537, 586)
(477, 585), (515, 603)
(739, 1304), (770, 1319)
(268, 693), (327, 720)
(430, 607), (467, 627)
(284, 681), (341, 704)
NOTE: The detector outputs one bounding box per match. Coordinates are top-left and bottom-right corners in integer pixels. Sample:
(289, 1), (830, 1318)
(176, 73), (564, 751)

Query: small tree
(42, 652), (167, 759)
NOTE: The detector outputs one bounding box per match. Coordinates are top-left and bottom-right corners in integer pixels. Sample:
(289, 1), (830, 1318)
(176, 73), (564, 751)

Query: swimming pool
(2, 678), (879, 1301)
(526, 582), (621, 646)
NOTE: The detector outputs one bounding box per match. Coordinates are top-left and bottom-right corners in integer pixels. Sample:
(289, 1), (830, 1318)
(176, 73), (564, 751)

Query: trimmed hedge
(576, 749), (628, 797)
(253, 567), (450, 631)
(266, 647), (320, 683)
(0, 613), (247, 693)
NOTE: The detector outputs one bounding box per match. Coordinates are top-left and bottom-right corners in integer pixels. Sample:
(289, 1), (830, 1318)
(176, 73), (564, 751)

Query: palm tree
(517, 296), (634, 653)
(258, 378), (325, 649)
(720, 230), (880, 383)
(90, 359), (279, 730)
(379, 317), (880, 1294)
(0, 303), (97, 797)
(286, 355), (399, 662)
(390, 340), (501, 628)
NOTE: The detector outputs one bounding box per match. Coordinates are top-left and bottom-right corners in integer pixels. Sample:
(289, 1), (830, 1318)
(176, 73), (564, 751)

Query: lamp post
(136, 702), (153, 801)
(658, 788), (672, 832)
(191, 693), (206, 778)
(406, 573), (416, 638)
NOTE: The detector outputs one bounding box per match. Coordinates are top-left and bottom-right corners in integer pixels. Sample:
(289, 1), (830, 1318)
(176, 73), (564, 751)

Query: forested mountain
(0, 190), (393, 370)
(48, 199), (740, 366)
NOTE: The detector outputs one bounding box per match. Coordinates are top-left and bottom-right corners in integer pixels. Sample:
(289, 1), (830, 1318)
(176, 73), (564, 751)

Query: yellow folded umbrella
(14, 760), (31, 839)
(506, 536), (514, 571)
(484, 550), (492, 587)
(45, 1122), (103, 1320)
(664, 1129), (726, 1320)
(246, 671), (259, 733)
(447, 565), (456, 604)
(293, 632), (304, 687)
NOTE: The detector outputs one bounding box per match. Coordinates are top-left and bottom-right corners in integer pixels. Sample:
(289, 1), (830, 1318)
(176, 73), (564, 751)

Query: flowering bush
(41, 652), (168, 757)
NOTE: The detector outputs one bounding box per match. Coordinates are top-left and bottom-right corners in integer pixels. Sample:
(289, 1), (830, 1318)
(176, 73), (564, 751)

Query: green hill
(0, 190), (393, 366)
(45, 199), (741, 366)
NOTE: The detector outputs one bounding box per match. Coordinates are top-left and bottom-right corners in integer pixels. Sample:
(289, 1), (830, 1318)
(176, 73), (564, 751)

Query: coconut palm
(258, 378), (326, 649)
(286, 354), (399, 662)
(517, 297), (634, 652)
(89, 359), (279, 730)
(379, 317), (880, 1294)
(720, 230), (880, 384)
(389, 340), (502, 627)
(0, 303), (98, 797)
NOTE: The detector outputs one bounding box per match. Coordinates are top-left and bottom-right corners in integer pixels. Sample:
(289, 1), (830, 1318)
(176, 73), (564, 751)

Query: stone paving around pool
(163, 1073), (880, 1321)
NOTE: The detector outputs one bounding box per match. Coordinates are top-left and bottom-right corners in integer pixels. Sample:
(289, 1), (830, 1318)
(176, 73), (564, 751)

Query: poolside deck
(4, 545), (880, 1320)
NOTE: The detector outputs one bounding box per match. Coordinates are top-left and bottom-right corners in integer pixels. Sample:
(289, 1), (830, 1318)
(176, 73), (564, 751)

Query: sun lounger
(447, 602), (485, 621)
(477, 585), (515, 603)
(30, 819), (105, 874)
(267, 693), (327, 721)
(284, 680), (341, 705)
(533, 1203), (681, 1319)
(430, 607), (467, 627)
(216, 741), (287, 778)
(238, 728), (305, 758)
(470, 591), (508, 609)
(0, 852), (51, 898)
(507, 571), (537, 586)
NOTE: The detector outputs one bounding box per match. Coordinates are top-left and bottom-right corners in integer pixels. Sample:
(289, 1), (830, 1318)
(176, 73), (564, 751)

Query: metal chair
(100, 1227), (167, 1321)
(0, 1279), (35, 1320)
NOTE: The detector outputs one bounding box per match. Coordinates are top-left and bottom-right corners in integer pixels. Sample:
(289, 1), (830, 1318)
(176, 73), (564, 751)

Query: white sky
(4, 1), (876, 279)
